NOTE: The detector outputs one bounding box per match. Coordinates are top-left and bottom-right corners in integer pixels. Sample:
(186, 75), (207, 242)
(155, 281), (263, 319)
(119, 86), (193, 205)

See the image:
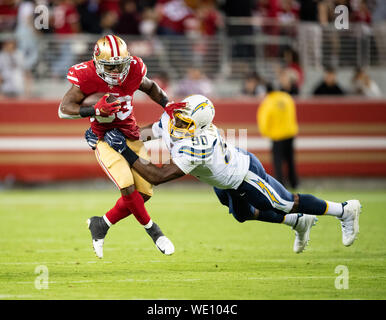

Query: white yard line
(1, 256), (384, 266)
(0, 294), (34, 298)
(0, 261), (112, 265)
(9, 274), (384, 286)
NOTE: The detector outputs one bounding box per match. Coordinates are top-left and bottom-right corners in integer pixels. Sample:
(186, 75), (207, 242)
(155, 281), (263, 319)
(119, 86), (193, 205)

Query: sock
(282, 213), (299, 227)
(103, 215), (112, 227)
(297, 194), (328, 215)
(324, 201), (345, 217)
(144, 220), (153, 229)
(104, 196), (132, 225)
(121, 190), (151, 226)
(257, 209), (285, 223)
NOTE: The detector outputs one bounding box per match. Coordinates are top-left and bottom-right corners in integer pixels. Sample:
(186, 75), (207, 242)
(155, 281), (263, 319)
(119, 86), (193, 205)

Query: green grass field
(0, 185), (385, 300)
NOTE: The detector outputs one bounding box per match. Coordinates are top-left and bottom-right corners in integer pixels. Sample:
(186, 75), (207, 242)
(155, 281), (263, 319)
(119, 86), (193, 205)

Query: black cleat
(86, 216), (109, 258)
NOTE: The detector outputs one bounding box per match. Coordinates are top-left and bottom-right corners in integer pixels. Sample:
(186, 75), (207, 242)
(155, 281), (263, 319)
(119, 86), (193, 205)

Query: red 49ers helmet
(93, 35), (131, 86)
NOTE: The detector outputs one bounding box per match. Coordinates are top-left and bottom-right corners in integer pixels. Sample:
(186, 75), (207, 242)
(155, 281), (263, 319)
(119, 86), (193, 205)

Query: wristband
(160, 97), (169, 108)
(121, 148), (139, 165)
(79, 106), (96, 117)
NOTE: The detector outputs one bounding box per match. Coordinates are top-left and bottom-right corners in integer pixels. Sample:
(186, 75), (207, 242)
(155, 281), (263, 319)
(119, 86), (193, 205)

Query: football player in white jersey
(85, 94), (362, 253)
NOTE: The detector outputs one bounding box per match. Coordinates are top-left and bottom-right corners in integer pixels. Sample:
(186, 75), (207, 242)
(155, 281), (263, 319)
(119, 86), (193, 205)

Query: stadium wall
(0, 98), (385, 183)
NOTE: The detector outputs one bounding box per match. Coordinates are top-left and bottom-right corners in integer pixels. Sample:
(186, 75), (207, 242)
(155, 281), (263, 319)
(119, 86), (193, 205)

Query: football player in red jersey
(59, 35), (184, 258)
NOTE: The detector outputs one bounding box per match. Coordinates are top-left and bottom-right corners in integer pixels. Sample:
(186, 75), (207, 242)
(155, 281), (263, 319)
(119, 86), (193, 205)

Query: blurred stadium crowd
(0, 0), (385, 98)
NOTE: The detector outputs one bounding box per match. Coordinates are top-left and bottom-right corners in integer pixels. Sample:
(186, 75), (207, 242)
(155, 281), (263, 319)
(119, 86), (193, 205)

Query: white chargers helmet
(169, 94), (215, 139)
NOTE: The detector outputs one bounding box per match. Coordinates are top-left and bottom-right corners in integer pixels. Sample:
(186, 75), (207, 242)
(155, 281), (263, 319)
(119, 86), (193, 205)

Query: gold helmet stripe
(106, 35), (119, 57)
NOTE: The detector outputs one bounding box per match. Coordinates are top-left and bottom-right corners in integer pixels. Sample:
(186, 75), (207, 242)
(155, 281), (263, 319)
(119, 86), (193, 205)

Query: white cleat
(91, 239), (104, 259)
(155, 236), (175, 255)
(338, 200), (362, 246)
(293, 214), (318, 253)
(145, 222), (175, 255)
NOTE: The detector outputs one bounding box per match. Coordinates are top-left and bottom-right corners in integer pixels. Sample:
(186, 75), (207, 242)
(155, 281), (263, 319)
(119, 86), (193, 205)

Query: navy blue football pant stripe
(215, 150), (328, 220)
(213, 150), (293, 223)
(239, 150), (294, 210)
(245, 150), (327, 215)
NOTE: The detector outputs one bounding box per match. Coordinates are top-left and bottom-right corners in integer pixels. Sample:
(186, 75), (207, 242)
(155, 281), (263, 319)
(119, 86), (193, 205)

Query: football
(81, 92), (118, 107)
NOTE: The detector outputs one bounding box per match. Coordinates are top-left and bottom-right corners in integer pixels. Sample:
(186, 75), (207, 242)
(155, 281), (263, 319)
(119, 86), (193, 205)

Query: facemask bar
(95, 56), (132, 86)
(169, 112), (196, 139)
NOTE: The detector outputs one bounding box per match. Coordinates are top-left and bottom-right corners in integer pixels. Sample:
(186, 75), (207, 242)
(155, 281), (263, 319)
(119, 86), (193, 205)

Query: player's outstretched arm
(132, 158), (185, 186)
(139, 76), (169, 108)
(140, 123), (157, 142)
(139, 77), (188, 117)
(104, 129), (185, 185)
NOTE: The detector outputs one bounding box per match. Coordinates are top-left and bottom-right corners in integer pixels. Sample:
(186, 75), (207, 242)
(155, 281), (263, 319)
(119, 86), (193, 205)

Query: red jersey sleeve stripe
(141, 63), (147, 76)
(67, 75), (79, 82)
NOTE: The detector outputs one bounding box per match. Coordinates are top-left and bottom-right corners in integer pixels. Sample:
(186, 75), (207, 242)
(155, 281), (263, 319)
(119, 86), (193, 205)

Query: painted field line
(247, 275), (385, 281)
(1, 255), (385, 266)
(11, 275), (385, 286)
(0, 261), (112, 265)
(14, 279), (203, 285)
(0, 294), (34, 299)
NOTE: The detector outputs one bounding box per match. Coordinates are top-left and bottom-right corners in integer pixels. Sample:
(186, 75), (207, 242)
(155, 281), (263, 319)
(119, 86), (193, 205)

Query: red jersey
(53, 3), (80, 34)
(67, 56), (147, 140)
(158, 0), (196, 34)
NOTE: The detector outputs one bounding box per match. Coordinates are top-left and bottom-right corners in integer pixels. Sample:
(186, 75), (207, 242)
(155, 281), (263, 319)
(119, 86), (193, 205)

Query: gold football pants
(95, 139), (153, 196)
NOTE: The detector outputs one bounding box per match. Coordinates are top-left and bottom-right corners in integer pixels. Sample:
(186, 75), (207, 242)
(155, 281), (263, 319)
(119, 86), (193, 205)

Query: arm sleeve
(66, 64), (95, 95)
(137, 56), (148, 78)
(131, 56), (148, 91)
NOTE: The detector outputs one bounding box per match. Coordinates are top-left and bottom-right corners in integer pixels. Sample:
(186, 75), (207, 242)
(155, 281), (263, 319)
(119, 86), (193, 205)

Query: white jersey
(152, 112), (250, 189)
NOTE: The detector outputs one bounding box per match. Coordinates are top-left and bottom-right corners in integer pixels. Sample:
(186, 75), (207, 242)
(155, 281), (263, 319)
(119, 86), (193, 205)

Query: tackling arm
(140, 123), (157, 141)
(131, 158), (185, 186)
(103, 129), (185, 185)
(139, 76), (169, 107)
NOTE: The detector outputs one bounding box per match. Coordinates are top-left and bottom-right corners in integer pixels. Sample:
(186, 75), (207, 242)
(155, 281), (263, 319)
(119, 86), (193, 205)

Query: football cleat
(145, 222), (175, 255)
(293, 214), (318, 253)
(87, 216), (109, 258)
(338, 200), (362, 246)
(155, 236), (175, 255)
